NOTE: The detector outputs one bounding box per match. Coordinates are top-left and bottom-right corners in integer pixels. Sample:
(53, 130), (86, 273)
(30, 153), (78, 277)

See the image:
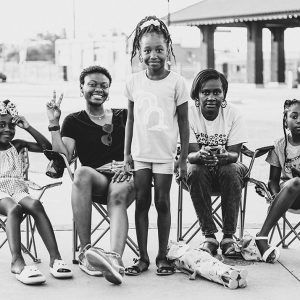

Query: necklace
(87, 110), (105, 120)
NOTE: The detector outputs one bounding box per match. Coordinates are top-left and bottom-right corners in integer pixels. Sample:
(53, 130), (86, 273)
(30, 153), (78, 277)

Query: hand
(46, 90), (63, 124)
(199, 149), (218, 167)
(124, 154), (134, 174)
(215, 149), (229, 165)
(13, 115), (30, 130)
(175, 158), (187, 181)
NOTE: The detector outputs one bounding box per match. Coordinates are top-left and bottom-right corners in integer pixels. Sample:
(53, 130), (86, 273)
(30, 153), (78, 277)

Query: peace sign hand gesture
(46, 90), (63, 124)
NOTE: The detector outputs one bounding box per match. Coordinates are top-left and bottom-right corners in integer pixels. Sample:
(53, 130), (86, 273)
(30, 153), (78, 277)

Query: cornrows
(129, 16), (176, 64)
(283, 99), (300, 168)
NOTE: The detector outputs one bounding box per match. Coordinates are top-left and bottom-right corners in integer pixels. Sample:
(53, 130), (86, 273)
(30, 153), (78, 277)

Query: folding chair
(44, 150), (139, 264)
(246, 146), (300, 248)
(177, 145), (273, 243)
(0, 147), (62, 262)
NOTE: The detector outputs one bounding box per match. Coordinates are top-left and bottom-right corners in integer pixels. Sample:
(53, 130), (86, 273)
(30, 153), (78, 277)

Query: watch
(48, 125), (60, 132)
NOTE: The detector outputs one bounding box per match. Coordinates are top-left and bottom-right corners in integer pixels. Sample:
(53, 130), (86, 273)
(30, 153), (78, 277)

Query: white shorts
(133, 161), (174, 175)
(0, 190), (31, 203)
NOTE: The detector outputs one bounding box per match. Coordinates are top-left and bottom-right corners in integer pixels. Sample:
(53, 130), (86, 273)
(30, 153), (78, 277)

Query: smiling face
(198, 78), (224, 121)
(80, 73), (110, 106)
(139, 32), (168, 76)
(286, 103), (300, 136)
(0, 114), (16, 148)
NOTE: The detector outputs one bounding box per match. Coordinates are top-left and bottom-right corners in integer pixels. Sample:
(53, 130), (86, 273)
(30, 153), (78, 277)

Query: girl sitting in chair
(256, 99), (300, 263)
(0, 100), (72, 285)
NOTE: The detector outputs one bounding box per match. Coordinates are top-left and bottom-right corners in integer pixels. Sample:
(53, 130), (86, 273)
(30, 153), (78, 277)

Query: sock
(205, 234), (216, 239)
(223, 234), (233, 240)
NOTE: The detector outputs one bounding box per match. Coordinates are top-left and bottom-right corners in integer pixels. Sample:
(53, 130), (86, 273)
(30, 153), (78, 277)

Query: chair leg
(177, 182), (183, 242)
(72, 221), (79, 264)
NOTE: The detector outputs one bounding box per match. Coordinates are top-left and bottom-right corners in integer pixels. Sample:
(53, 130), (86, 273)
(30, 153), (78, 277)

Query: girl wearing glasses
(46, 66), (135, 285)
(124, 16), (189, 276)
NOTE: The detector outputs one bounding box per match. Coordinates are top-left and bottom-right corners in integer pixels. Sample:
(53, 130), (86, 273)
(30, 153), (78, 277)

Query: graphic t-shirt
(266, 136), (300, 181)
(125, 70), (189, 163)
(189, 103), (247, 148)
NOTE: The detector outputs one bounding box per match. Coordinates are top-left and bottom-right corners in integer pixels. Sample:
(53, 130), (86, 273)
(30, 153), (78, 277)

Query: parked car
(0, 72), (6, 82)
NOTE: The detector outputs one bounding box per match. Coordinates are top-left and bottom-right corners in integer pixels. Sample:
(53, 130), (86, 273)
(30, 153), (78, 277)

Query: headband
(0, 101), (19, 117)
(140, 19), (160, 30)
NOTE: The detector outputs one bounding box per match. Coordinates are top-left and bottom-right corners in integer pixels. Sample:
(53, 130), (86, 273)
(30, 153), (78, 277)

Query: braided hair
(129, 16), (175, 64)
(283, 99), (300, 168)
(190, 68), (228, 101)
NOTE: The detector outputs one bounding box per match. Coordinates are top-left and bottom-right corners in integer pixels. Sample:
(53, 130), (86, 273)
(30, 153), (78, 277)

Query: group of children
(0, 15), (299, 286)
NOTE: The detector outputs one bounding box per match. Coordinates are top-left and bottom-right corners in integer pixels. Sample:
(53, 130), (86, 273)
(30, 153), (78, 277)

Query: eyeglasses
(101, 124), (113, 146)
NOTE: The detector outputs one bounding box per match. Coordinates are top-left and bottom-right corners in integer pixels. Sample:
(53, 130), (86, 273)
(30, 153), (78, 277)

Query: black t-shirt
(61, 109), (127, 168)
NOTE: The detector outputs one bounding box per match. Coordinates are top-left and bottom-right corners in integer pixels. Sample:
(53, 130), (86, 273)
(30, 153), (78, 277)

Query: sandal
(15, 266), (46, 285)
(125, 258), (150, 276)
(199, 237), (219, 256)
(156, 257), (175, 276)
(50, 259), (73, 279)
(255, 236), (280, 263)
(220, 238), (242, 259)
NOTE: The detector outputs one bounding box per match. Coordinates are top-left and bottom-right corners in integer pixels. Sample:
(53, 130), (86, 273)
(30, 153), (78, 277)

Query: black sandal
(156, 257), (175, 276)
(199, 238), (219, 256)
(125, 258), (149, 276)
(220, 238), (242, 259)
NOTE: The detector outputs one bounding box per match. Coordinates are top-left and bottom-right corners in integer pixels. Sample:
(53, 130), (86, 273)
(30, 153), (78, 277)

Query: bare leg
(19, 197), (61, 267)
(107, 179), (135, 257)
(0, 198), (26, 274)
(71, 166), (109, 251)
(153, 173), (172, 265)
(257, 177), (300, 256)
(134, 169), (152, 265)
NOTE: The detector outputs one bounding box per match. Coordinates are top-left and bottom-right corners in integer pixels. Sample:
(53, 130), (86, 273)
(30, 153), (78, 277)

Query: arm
(176, 102), (189, 179)
(268, 165), (281, 196)
(13, 115), (51, 152)
(124, 100), (134, 170)
(46, 91), (75, 161)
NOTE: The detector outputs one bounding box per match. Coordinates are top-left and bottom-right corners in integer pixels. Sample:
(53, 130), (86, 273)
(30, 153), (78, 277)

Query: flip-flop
(15, 266), (46, 285)
(50, 259), (73, 278)
(220, 238), (242, 259)
(125, 258), (149, 276)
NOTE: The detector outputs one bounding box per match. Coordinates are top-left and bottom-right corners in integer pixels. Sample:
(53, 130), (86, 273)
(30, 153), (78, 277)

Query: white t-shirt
(189, 103), (247, 147)
(125, 70), (189, 163)
(266, 136), (300, 182)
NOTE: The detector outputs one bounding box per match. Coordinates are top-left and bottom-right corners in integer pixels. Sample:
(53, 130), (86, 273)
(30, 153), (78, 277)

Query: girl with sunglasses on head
(0, 100), (72, 285)
(46, 65), (135, 285)
(255, 99), (300, 263)
(124, 16), (189, 276)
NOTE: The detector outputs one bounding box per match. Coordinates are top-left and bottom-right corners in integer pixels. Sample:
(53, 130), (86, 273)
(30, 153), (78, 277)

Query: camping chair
(44, 150), (139, 264)
(0, 147), (62, 262)
(177, 145), (273, 243)
(246, 146), (300, 248)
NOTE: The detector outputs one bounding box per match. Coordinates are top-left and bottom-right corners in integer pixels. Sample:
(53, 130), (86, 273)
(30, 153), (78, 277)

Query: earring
(221, 99), (227, 108)
(195, 100), (200, 107)
(80, 91), (83, 97)
(139, 54), (143, 63)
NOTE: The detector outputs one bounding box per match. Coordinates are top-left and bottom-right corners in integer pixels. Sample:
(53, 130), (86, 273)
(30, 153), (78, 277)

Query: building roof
(168, 0), (300, 27)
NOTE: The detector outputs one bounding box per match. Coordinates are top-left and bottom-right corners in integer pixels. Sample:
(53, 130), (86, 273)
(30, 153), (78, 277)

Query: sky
(0, 0), (299, 53)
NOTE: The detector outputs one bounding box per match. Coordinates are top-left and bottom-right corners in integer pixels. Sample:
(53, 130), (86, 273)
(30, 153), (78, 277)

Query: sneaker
(85, 248), (123, 285)
(78, 246), (102, 277)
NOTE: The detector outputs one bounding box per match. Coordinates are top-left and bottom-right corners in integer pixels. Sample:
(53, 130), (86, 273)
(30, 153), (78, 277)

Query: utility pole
(73, 0), (76, 39)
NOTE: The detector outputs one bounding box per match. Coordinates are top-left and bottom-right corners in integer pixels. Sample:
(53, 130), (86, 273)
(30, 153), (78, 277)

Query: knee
(108, 189), (126, 208)
(219, 163), (245, 181)
(7, 204), (23, 218)
(154, 194), (170, 214)
(286, 177), (300, 194)
(26, 200), (45, 216)
(73, 166), (93, 187)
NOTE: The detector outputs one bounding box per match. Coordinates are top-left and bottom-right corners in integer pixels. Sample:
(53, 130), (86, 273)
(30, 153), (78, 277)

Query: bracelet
(48, 125), (60, 132)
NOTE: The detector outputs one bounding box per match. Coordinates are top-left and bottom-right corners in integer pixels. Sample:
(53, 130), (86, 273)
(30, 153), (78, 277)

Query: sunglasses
(101, 124), (113, 146)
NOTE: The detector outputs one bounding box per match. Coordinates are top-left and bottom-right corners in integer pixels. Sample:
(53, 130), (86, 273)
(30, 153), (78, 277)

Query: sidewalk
(0, 228), (300, 300)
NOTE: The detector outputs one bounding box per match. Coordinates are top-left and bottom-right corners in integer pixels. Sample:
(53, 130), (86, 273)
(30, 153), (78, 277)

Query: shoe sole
(79, 263), (102, 277)
(86, 251), (122, 285)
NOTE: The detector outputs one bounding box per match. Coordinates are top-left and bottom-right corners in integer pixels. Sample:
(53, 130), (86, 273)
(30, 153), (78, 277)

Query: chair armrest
(241, 145), (274, 158)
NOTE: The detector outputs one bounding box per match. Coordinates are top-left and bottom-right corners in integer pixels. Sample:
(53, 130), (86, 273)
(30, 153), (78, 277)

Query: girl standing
(0, 100), (72, 284)
(124, 16), (189, 276)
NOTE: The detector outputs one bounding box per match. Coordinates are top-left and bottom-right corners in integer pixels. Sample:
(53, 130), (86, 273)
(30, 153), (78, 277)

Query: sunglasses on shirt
(101, 123), (113, 146)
